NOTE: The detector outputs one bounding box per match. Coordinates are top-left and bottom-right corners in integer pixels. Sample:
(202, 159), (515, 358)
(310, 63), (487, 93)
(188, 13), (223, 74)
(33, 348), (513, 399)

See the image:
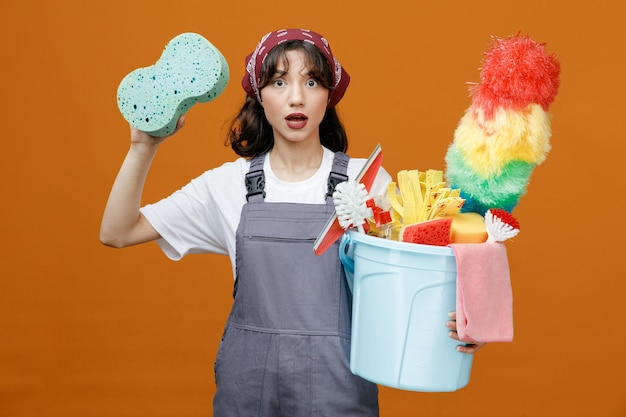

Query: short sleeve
(140, 159), (249, 262)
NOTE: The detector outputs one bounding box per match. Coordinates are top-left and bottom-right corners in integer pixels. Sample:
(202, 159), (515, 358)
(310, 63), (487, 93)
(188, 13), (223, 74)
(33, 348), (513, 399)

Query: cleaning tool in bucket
(333, 180), (372, 234)
(340, 230), (473, 392)
(314, 144), (383, 255)
(449, 209), (518, 343)
(444, 34), (560, 215)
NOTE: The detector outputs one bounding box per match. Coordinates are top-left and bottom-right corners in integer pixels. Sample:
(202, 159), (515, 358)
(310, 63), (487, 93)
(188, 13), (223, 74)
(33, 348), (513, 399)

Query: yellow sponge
(117, 32), (229, 137)
(450, 212), (488, 243)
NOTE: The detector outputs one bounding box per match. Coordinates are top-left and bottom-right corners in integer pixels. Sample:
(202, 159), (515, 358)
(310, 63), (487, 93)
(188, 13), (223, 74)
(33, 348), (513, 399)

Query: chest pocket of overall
(233, 203), (344, 333)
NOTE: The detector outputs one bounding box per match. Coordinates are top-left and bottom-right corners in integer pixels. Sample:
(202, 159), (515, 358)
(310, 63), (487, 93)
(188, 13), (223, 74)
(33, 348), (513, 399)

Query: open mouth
(285, 113), (308, 129)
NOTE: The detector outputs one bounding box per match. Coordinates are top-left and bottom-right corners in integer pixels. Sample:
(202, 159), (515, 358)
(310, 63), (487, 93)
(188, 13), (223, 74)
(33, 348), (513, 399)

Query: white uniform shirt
(140, 147), (391, 277)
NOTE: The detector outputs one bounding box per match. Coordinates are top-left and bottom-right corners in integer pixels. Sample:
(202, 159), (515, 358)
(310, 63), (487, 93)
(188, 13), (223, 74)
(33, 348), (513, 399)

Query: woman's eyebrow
(270, 67), (315, 78)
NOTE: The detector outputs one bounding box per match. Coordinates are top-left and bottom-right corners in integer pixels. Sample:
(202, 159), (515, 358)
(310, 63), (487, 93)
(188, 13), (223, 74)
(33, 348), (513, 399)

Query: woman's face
(260, 49), (330, 146)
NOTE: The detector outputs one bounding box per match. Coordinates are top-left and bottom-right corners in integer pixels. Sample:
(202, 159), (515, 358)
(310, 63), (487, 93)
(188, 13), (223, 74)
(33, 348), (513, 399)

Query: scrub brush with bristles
(485, 208), (520, 242)
(333, 180), (373, 234)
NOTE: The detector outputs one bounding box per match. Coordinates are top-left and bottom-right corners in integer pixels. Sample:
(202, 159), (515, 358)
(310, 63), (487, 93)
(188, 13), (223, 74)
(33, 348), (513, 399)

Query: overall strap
(245, 154), (266, 203)
(326, 151), (350, 203)
(245, 151), (350, 203)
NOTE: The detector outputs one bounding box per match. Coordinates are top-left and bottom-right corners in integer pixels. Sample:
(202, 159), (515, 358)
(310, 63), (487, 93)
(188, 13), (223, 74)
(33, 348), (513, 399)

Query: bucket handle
(339, 233), (354, 292)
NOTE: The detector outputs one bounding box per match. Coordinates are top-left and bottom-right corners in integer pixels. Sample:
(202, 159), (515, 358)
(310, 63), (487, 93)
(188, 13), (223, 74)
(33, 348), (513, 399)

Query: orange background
(1, 0), (625, 416)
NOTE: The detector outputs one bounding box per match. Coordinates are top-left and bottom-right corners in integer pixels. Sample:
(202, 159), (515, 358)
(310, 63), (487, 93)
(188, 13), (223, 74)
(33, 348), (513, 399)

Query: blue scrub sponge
(117, 32), (229, 137)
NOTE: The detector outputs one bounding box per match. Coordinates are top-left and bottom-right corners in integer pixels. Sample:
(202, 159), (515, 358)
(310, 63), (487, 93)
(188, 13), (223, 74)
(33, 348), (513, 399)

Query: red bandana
(242, 29), (350, 108)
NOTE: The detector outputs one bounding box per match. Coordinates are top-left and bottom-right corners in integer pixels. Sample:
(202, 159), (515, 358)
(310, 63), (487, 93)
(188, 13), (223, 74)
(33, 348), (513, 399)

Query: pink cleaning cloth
(449, 242), (514, 343)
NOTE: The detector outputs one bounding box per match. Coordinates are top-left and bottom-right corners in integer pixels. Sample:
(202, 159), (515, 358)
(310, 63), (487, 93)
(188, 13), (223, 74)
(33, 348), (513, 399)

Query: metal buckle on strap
(326, 171), (349, 198)
(245, 170), (266, 201)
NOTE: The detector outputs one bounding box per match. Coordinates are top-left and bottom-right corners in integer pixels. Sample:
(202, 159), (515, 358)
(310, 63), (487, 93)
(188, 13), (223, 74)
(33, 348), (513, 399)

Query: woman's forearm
(99, 141), (161, 247)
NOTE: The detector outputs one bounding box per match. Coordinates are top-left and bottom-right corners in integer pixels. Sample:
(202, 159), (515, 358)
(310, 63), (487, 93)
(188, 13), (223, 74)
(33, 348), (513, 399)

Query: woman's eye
(273, 79), (285, 87)
(306, 80), (319, 87)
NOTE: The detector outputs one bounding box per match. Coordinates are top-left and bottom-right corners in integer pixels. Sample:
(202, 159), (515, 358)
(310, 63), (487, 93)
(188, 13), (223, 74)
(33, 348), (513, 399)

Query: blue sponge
(117, 32), (229, 137)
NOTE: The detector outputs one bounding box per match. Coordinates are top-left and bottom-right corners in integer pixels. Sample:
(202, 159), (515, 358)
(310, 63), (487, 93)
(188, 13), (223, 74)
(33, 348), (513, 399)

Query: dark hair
(226, 40), (348, 158)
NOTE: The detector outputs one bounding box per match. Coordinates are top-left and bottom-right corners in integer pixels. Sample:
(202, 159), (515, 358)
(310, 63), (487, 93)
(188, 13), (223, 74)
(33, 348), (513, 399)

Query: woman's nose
(288, 84), (304, 106)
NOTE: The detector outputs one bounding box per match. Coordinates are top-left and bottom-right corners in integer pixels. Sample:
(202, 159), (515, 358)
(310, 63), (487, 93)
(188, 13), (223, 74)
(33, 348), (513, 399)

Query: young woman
(101, 28), (482, 416)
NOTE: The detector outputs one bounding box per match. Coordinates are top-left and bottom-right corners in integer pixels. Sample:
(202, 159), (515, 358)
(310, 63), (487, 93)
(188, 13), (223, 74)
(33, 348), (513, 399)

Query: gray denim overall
(213, 152), (379, 416)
